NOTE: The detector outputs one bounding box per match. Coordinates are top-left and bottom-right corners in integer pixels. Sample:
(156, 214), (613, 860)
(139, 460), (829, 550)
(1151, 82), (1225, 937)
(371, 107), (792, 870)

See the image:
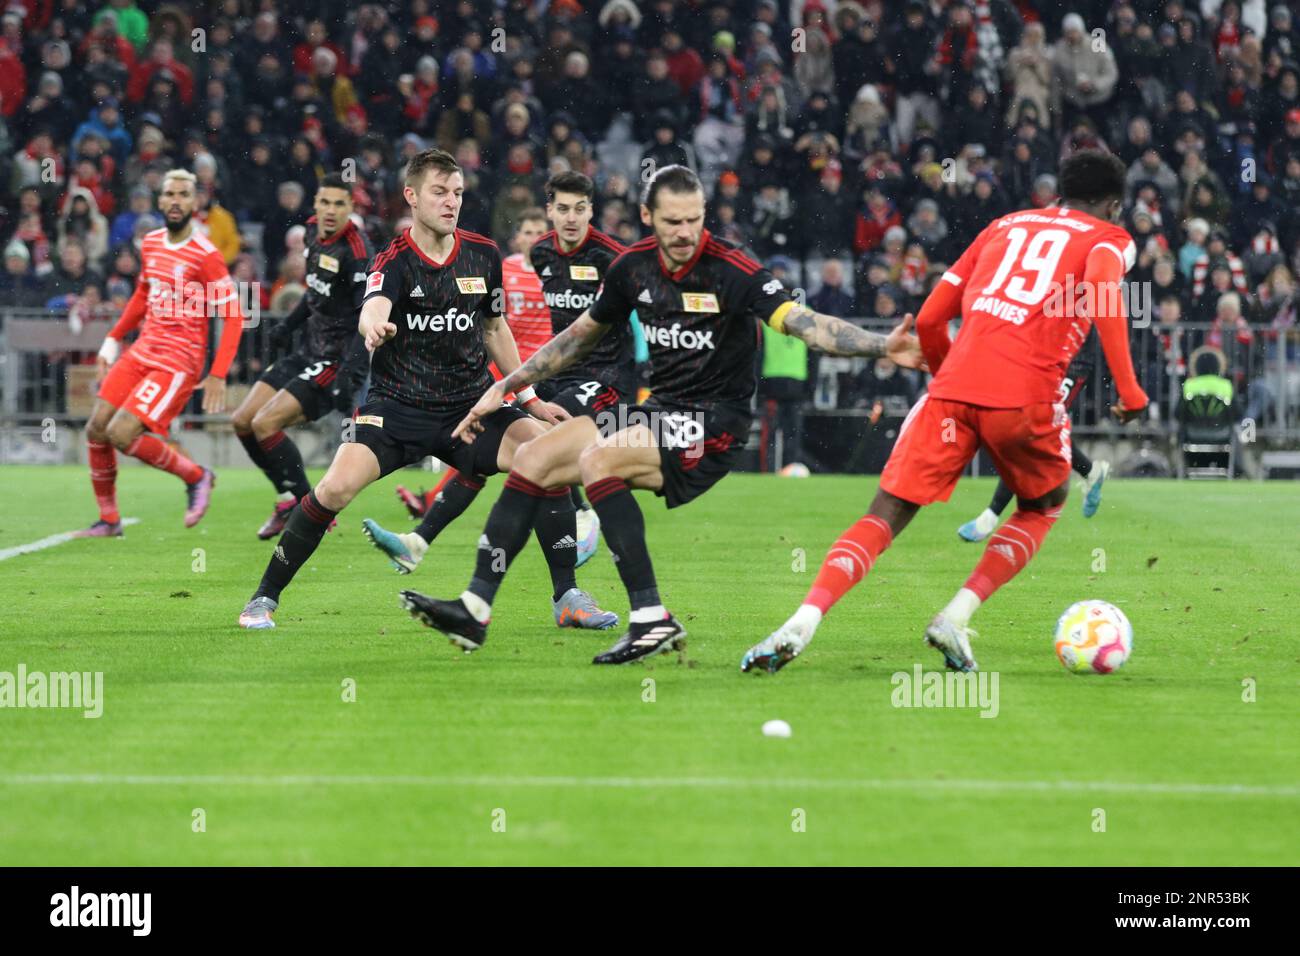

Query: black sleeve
(726, 260), (795, 328)
(588, 254), (635, 325)
(348, 240), (374, 313)
(281, 294), (311, 331)
(363, 246), (406, 304)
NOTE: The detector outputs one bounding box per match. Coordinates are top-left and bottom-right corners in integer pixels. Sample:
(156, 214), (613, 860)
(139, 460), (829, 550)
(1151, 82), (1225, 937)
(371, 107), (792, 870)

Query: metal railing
(2, 309), (1298, 449)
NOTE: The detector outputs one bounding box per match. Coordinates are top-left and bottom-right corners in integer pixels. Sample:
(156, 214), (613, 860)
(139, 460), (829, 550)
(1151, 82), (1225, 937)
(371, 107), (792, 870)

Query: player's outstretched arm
(780, 305), (925, 368)
(481, 312), (569, 427)
(1084, 246), (1149, 422)
(453, 313), (609, 441)
(359, 296), (396, 351)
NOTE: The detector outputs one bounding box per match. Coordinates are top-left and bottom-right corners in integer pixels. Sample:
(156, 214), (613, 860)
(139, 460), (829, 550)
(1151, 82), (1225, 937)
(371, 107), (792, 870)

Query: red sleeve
(915, 225), (993, 371)
(202, 252), (244, 379)
(108, 276), (148, 339)
(915, 274), (964, 373)
(1085, 245), (1147, 411)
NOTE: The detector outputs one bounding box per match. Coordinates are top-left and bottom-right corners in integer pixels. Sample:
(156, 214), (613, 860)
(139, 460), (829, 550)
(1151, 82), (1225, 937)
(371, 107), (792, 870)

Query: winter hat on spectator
(884, 225), (907, 244)
(5, 240), (30, 263)
(713, 31), (736, 52)
(855, 84), (881, 105)
(400, 133), (426, 152)
(755, 47), (782, 69)
(767, 254), (795, 274)
(718, 170), (740, 188)
(1062, 13), (1085, 34)
(1185, 218), (1210, 240)
(1286, 108), (1300, 127)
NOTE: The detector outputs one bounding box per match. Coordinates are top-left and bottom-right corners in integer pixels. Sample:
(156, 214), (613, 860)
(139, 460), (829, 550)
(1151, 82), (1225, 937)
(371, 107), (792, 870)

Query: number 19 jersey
(929, 206), (1135, 408)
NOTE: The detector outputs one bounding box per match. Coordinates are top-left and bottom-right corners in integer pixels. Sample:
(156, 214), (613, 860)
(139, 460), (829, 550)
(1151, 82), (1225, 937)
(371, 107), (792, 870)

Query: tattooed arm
(778, 304), (926, 368)
(497, 312), (610, 393)
(453, 312), (611, 441)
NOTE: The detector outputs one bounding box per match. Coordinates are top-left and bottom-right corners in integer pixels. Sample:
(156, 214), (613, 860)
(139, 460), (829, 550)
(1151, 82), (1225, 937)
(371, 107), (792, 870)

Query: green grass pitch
(0, 463), (1296, 865)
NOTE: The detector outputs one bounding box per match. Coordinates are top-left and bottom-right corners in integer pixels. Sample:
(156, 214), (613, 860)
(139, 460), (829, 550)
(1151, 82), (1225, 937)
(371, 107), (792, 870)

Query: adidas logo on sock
(273, 545), (287, 564)
(477, 534), (491, 551)
(829, 556), (857, 575)
(551, 535), (577, 550)
(990, 543), (1016, 563)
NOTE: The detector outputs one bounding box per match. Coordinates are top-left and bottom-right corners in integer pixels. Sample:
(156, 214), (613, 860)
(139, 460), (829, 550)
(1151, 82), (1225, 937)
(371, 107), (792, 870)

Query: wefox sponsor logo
(642, 322), (715, 350)
(405, 310), (476, 331)
(50, 886), (151, 936)
(543, 289), (595, 311)
(0, 664), (103, 718)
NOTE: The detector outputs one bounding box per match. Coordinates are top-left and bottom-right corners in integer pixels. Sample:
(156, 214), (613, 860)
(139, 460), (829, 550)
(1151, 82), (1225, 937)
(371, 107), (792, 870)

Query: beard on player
(640, 172), (706, 270)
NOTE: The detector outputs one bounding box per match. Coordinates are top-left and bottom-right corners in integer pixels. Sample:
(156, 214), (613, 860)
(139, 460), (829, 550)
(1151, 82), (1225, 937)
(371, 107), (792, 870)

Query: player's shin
(254, 491), (338, 602)
(804, 514), (894, 617)
(959, 505), (1061, 614)
(585, 477), (662, 620)
(463, 472), (551, 618)
(124, 433), (203, 483)
(87, 439), (120, 524)
(414, 473), (483, 544)
(235, 427), (273, 477)
(533, 487), (578, 601)
(258, 431), (312, 500)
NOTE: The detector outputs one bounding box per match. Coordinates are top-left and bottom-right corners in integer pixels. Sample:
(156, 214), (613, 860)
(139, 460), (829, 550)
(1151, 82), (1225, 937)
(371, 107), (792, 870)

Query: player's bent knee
(313, 474), (357, 511)
(578, 443), (618, 485)
(508, 436), (549, 483)
(85, 419), (109, 444)
(250, 404), (284, 439)
(105, 418), (141, 450)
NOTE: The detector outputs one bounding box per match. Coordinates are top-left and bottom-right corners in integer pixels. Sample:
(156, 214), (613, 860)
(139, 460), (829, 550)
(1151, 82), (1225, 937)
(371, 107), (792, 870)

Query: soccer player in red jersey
(392, 210), (553, 521)
(743, 150), (1149, 674)
(76, 170), (244, 536)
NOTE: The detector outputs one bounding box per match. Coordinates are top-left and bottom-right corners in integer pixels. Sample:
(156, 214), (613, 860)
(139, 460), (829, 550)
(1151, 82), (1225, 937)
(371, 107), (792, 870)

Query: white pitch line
(0, 518), (140, 561)
(0, 773), (1295, 798)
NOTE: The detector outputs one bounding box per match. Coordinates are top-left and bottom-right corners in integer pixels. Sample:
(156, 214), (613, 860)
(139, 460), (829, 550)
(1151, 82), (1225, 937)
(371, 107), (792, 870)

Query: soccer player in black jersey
(955, 331), (1109, 541)
(232, 174), (374, 539)
(238, 149), (617, 631)
(361, 172), (631, 591)
(398, 165), (926, 663)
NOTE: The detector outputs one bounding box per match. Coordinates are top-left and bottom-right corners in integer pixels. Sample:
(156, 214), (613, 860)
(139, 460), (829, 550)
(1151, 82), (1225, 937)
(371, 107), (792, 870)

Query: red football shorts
(98, 350), (196, 433)
(880, 395), (1071, 505)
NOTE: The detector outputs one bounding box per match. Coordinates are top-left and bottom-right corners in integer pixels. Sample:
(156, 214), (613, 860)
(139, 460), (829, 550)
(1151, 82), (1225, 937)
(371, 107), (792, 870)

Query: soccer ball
(1053, 600), (1133, 674)
(779, 462), (811, 478)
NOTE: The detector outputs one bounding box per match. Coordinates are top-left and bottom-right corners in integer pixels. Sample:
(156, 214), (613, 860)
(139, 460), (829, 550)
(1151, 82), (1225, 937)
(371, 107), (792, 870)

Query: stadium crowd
(1, 0), (1298, 435)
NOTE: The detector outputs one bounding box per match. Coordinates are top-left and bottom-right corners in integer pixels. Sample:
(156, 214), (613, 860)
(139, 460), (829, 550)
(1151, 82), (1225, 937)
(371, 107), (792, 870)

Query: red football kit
(99, 227), (244, 431)
(501, 252), (552, 364)
(885, 205), (1148, 504)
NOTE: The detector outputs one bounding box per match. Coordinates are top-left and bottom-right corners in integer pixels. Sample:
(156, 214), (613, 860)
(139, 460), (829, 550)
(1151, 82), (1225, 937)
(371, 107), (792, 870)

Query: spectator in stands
(194, 183), (239, 265)
(56, 187), (108, 271)
(852, 185), (901, 258)
(808, 259), (854, 317)
(1052, 12), (1119, 134)
(0, 238), (46, 307)
(45, 237), (102, 305)
(1005, 21), (1052, 127)
(95, 0), (149, 54)
(798, 159), (853, 261)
